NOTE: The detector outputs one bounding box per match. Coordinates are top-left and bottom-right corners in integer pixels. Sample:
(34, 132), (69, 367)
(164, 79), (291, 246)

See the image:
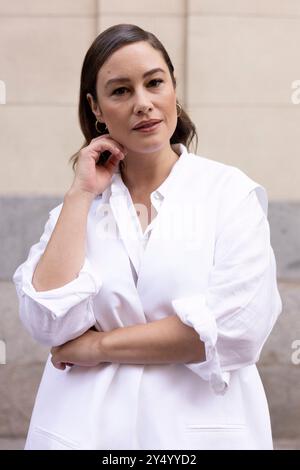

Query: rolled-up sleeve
(12, 205), (103, 346)
(172, 184), (282, 394)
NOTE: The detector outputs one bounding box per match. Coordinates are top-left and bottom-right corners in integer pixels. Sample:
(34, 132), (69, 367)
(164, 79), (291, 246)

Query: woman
(13, 24), (282, 450)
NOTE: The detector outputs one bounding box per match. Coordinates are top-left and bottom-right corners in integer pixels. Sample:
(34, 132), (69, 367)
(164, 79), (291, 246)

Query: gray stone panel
(0, 438), (26, 450)
(257, 364), (300, 439)
(0, 282), (49, 364)
(0, 197), (299, 440)
(0, 362), (45, 436)
(1, 197), (299, 281)
(259, 281), (300, 366)
(0, 196), (63, 281)
(268, 202), (300, 281)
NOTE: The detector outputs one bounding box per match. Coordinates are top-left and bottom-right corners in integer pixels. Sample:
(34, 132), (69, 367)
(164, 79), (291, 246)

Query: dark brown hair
(69, 23), (198, 171)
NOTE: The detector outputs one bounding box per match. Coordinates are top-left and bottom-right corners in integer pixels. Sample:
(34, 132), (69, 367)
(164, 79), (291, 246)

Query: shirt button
(153, 192), (161, 200)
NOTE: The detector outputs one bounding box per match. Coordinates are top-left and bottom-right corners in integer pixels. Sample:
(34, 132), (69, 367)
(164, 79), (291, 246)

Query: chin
(141, 146), (165, 155)
(132, 138), (170, 154)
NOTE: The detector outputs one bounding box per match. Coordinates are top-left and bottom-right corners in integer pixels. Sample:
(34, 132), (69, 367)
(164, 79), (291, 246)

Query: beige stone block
(97, 16), (186, 103)
(187, 16), (300, 105)
(0, 105), (81, 195)
(0, 17), (95, 103)
(189, 0), (300, 16)
(0, 0), (96, 16)
(188, 106), (300, 201)
(99, 0), (185, 15)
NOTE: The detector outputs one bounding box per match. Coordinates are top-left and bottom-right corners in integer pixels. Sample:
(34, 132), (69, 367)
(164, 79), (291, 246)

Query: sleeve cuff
(171, 295), (230, 394)
(20, 257), (103, 319)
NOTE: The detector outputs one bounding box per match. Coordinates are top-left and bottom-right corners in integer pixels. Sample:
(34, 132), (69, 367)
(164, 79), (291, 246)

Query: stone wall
(0, 0), (299, 445)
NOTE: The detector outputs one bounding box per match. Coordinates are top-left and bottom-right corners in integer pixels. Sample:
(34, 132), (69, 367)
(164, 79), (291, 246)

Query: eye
(112, 87), (128, 96)
(148, 78), (163, 87)
(111, 79), (163, 96)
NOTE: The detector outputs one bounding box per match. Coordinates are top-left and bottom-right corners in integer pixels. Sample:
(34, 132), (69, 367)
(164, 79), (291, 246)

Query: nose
(133, 90), (153, 115)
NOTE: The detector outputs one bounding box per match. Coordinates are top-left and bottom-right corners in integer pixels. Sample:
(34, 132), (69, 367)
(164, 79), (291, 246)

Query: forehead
(97, 41), (166, 84)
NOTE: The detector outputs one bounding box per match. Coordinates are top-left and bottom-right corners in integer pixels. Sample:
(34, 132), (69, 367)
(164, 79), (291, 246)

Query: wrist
(65, 186), (95, 205)
(96, 331), (111, 363)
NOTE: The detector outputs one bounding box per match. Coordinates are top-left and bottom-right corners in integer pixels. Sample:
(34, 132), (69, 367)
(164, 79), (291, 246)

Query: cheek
(109, 103), (130, 121)
(165, 101), (177, 125)
(162, 93), (177, 116)
(107, 105), (128, 127)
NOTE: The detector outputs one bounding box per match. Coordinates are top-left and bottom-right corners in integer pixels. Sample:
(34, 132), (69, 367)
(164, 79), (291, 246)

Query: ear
(86, 93), (104, 122)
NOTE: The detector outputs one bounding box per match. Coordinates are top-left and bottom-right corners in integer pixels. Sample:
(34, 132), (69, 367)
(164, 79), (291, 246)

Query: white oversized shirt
(12, 143), (282, 450)
(111, 153), (180, 282)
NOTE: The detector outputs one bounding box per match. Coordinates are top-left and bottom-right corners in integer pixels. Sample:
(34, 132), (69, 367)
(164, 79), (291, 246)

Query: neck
(120, 143), (180, 196)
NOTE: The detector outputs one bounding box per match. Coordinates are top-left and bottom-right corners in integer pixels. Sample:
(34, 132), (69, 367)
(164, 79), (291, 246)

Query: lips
(133, 119), (162, 130)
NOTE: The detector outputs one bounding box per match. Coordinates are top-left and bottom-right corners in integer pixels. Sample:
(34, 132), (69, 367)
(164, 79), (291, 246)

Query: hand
(71, 135), (127, 197)
(50, 328), (108, 370)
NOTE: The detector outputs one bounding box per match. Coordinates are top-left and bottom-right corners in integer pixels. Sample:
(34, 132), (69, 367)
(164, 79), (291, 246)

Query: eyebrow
(104, 67), (166, 89)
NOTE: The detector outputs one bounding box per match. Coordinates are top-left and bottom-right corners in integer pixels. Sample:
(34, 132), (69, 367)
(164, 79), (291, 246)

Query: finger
(104, 150), (125, 169)
(55, 362), (66, 370)
(51, 355), (66, 370)
(91, 135), (127, 154)
(88, 140), (126, 162)
(51, 346), (59, 355)
(90, 147), (125, 168)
